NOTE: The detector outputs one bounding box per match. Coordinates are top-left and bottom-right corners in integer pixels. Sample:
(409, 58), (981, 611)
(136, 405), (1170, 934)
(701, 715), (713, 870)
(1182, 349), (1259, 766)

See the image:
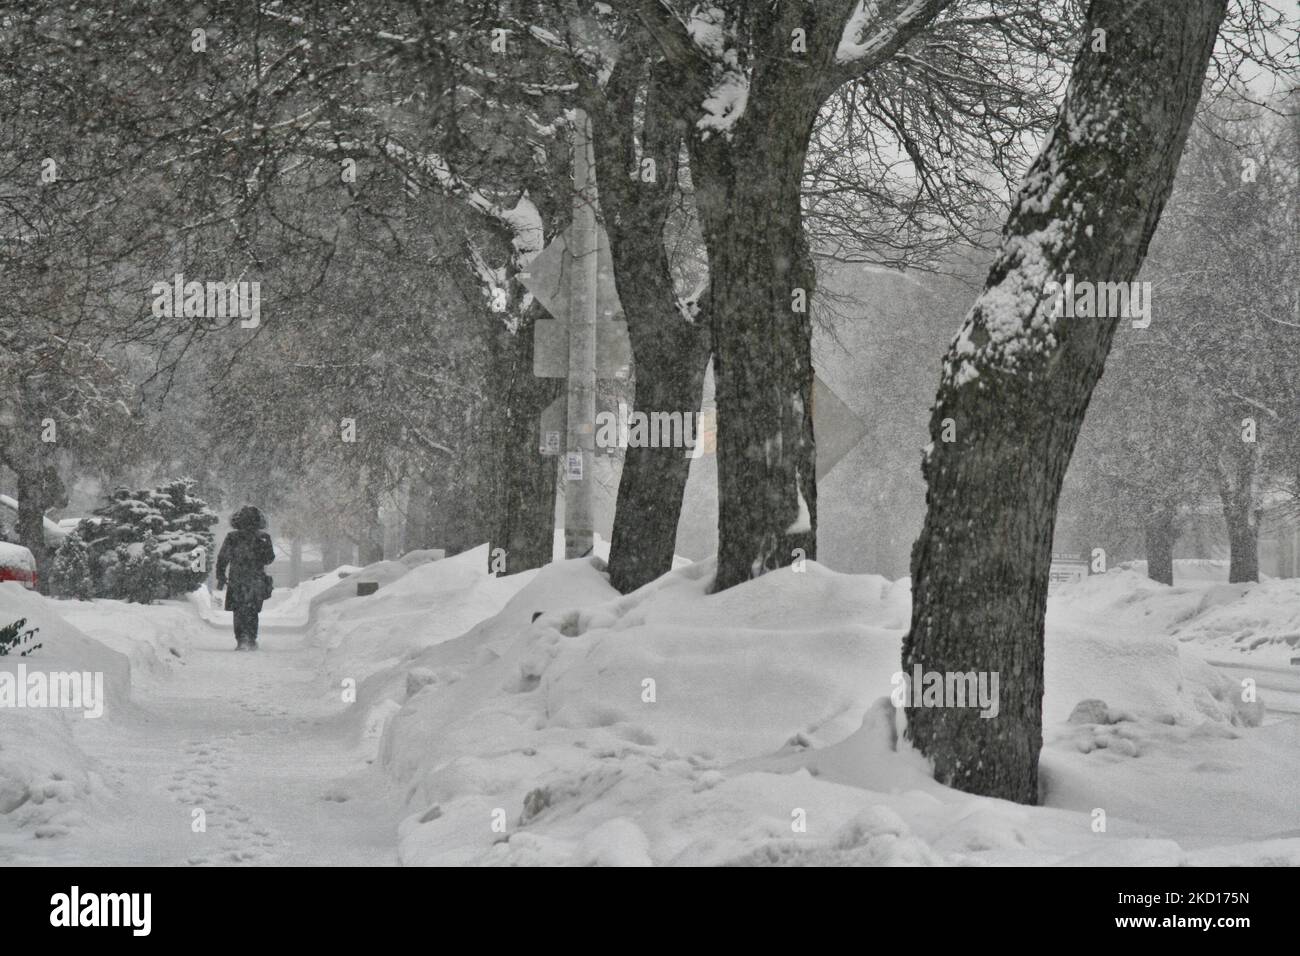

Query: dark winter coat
(216, 528), (275, 612)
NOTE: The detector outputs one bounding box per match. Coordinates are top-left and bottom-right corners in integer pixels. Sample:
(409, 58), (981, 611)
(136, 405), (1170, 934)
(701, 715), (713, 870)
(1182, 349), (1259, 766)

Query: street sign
(523, 222), (632, 380)
(519, 223), (622, 321)
(1049, 553), (1089, 590)
(522, 138), (866, 523)
(533, 317), (631, 379)
(540, 393), (624, 456)
(811, 376), (866, 477)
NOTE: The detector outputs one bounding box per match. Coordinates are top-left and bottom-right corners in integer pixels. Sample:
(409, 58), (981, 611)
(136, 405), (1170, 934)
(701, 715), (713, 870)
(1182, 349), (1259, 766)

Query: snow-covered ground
(2, 556), (1298, 866)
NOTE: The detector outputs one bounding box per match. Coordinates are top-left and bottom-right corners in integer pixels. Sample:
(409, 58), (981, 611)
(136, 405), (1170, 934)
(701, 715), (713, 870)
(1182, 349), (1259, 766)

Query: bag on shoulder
(260, 572), (274, 600)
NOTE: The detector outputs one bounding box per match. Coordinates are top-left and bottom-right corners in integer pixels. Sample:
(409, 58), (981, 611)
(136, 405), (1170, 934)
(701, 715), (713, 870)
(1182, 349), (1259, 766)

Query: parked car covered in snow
(0, 541), (38, 590)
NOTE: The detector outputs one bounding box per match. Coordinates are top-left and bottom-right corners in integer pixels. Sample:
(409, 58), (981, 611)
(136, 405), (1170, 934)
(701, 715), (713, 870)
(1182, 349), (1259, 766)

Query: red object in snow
(0, 543), (38, 590)
(0, 566), (37, 589)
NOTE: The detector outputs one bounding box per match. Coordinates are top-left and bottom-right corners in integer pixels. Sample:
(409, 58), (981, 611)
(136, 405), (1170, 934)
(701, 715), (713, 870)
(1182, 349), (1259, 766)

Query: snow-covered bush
(122, 532), (164, 604)
(49, 531), (95, 600)
(78, 479), (218, 600)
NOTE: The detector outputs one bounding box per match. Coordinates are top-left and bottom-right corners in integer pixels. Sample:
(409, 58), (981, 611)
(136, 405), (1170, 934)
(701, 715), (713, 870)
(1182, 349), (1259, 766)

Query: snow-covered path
(5, 608), (404, 866)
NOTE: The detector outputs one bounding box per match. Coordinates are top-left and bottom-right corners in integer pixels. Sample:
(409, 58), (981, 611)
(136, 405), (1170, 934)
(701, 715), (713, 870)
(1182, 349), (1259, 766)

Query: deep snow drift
(2, 554), (1298, 866)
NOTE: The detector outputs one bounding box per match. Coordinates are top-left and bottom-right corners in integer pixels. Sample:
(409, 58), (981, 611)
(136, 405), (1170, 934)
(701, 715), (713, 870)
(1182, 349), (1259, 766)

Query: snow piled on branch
(688, 5), (749, 139)
(836, 0), (927, 65)
(698, 72), (749, 139)
(501, 193), (544, 265)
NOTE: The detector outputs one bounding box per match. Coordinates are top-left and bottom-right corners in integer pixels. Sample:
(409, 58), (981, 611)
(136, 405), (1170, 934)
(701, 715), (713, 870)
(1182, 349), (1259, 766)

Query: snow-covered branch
(829, 0), (954, 88)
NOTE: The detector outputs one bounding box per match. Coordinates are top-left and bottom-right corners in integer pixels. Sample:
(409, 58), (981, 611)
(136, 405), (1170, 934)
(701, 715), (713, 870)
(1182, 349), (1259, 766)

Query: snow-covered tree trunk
(694, 99), (821, 592)
(903, 0), (1227, 804)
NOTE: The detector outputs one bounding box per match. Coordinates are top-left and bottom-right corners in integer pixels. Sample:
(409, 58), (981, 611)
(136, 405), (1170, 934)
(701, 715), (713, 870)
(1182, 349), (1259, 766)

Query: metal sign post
(563, 110), (598, 559)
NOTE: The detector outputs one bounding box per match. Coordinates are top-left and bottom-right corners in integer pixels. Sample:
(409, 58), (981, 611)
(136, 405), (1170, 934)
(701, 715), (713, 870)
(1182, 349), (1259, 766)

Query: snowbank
(309, 546), (540, 730)
(7, 542), (1297, 866)
(0, 583), (132, 841)
(549, 529), (692, 570)
(1053, 562), (1300, 667)
(57, 599), (196, 687)
(360, 557), (1298, 865)
(304, 551), (442, 619)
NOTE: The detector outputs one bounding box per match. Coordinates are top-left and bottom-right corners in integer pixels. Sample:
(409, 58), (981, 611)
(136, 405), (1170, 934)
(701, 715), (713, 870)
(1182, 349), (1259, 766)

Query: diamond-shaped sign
(811, 376), (866, 476)
(519, 223), (622, 322)
(523, 223), (631, 380)
(522, 217), (864, 475)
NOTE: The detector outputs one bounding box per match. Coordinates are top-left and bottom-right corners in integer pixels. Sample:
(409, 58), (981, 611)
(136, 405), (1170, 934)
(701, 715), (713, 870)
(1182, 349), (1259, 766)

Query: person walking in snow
(215, 505), (276, 651)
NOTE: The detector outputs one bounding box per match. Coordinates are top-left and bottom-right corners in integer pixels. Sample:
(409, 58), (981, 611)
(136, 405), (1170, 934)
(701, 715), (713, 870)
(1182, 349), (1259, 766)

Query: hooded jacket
(216, 507), (275, 611)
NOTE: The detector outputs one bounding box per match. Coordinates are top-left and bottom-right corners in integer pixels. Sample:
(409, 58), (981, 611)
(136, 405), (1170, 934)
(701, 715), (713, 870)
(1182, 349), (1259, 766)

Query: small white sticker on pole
(565, 452), (584, 481)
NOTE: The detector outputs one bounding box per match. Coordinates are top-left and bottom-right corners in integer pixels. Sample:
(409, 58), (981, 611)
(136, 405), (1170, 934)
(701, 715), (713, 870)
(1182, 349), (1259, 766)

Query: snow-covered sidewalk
(0, 586), (405, 865)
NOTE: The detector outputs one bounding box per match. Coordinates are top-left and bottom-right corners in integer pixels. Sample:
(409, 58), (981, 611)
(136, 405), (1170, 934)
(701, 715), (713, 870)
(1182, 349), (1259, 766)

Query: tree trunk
(358, 535), (384, 566)
(1215, 423), (1261, 584)
(320, 536), (341, 572)
(16, 464), (64, 594)
(435, 477), (488, 557)
(358, 480), (385, 565)
(606, 348), (709, 593)
(588, 56), (711, 594)
(693, 100), (820, 592)
(485, 305), (560, 574)
(1143, 512), (1177, 586)
(1279, 526), (1295, 579)
(404, 473), (432, 550)
(1222, 490), (1260, 583)
(289, 538), (303, 587)
(903, 0), (1225, 804)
